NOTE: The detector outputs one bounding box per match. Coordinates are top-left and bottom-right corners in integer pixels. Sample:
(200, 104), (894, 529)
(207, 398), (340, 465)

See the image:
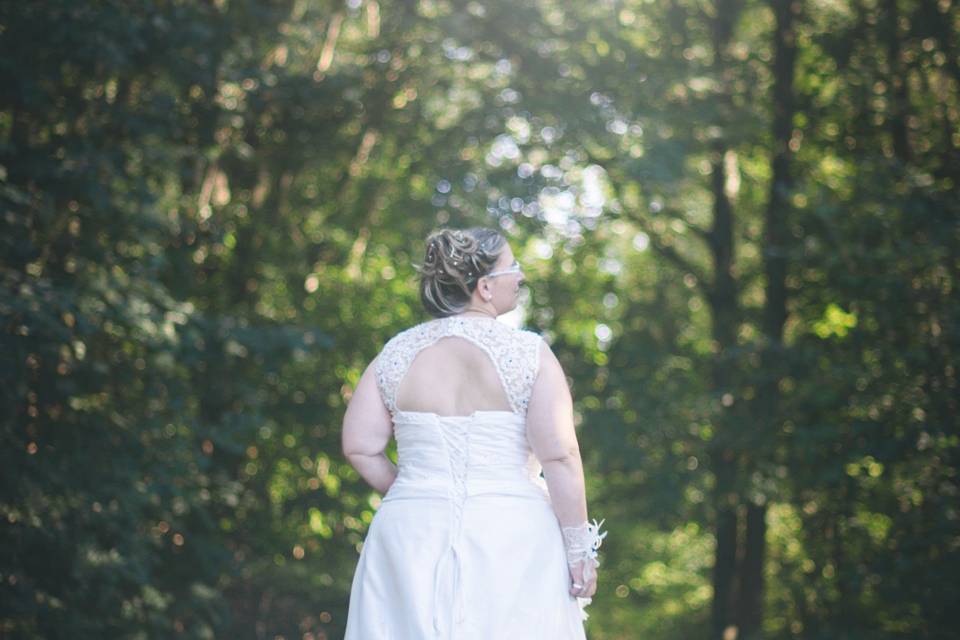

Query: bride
(341, 227), (606, 639)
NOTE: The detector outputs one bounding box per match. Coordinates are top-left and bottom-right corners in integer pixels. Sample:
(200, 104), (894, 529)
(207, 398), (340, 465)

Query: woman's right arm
(526, 340), (600, 598)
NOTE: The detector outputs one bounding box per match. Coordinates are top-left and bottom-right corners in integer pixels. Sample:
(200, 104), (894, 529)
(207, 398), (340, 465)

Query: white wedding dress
(344, 316), (589, 639)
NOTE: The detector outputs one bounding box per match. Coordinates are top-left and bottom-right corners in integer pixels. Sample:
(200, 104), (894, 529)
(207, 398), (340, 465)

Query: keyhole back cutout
(394, 337), (512, 417)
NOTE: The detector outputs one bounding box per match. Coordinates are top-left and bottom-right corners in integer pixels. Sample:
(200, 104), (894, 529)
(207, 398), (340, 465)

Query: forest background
(1, 0), (958, 638)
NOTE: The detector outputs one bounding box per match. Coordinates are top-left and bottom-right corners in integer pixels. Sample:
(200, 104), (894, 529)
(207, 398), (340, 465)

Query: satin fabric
(344, 411), (587, 639)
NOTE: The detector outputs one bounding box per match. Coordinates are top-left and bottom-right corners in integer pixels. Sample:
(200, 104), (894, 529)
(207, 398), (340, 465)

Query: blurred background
(1, 0), (957, 638)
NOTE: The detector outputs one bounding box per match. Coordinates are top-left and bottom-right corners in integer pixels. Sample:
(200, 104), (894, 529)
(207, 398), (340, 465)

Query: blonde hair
(417, 228), (507, 317)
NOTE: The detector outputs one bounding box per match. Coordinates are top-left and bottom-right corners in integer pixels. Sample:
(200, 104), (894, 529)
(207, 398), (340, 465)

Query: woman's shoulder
(500, 320), (544, 344)
(373, 320), (440, 389)
(378, 318), (439, 352)
(483, 320), (545, 366)
(459, 316), (544, 343)
(514, 324), (543, 341)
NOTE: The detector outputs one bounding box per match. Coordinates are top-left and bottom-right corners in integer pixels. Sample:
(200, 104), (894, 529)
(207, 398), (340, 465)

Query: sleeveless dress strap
(374, 317), (543, 416)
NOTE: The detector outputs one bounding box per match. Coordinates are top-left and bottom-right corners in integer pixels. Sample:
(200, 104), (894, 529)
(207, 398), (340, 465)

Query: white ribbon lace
(432, 418), (470, 635)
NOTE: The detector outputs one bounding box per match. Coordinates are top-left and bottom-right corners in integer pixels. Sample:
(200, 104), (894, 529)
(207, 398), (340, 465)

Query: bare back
(395, 337), (512, 416)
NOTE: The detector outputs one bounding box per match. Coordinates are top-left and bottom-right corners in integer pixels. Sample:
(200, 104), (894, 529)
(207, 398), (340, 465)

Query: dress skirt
(344, 489), (587, 639)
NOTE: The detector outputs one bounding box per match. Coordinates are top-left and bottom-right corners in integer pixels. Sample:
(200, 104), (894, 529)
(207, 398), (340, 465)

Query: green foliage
(1, 0), (957, 638)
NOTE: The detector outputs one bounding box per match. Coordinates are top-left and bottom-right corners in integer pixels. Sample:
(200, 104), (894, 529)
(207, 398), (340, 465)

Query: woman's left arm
(341, 359), (398, 494)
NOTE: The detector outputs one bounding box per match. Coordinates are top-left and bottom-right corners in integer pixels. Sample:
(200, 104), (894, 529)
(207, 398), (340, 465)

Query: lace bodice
(374, 315), (544, 417)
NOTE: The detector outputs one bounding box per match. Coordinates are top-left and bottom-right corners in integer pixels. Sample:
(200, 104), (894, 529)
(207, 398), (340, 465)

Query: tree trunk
(883, 0), (911, 163)
(706, 0), (746, 634)
(737, 502), (768, 639)
(711, 448), (740, 640)
(736, 0), (802, 637)
(707, 138), (742, 640)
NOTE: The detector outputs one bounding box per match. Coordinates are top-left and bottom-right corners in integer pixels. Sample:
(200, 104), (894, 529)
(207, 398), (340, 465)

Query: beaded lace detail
(375, 316), (543, 417)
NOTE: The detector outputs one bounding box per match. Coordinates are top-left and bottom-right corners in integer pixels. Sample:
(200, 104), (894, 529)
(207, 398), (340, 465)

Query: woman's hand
(568, 558), (598, 598)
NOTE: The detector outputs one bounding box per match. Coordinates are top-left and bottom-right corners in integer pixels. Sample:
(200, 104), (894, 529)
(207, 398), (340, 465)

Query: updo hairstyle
(417, 227), (507, 318)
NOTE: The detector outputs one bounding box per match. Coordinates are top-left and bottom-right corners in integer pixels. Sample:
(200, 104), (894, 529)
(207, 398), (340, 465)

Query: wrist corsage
(561, 518), (608, 619)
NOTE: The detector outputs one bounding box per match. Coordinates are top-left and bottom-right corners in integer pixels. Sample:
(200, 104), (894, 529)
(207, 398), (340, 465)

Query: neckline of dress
(394, 409), (522, 422)
(442, 314), (500, 322)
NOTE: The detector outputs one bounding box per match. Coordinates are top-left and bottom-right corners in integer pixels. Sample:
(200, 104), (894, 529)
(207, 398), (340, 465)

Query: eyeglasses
(484, 261), (523, 278)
